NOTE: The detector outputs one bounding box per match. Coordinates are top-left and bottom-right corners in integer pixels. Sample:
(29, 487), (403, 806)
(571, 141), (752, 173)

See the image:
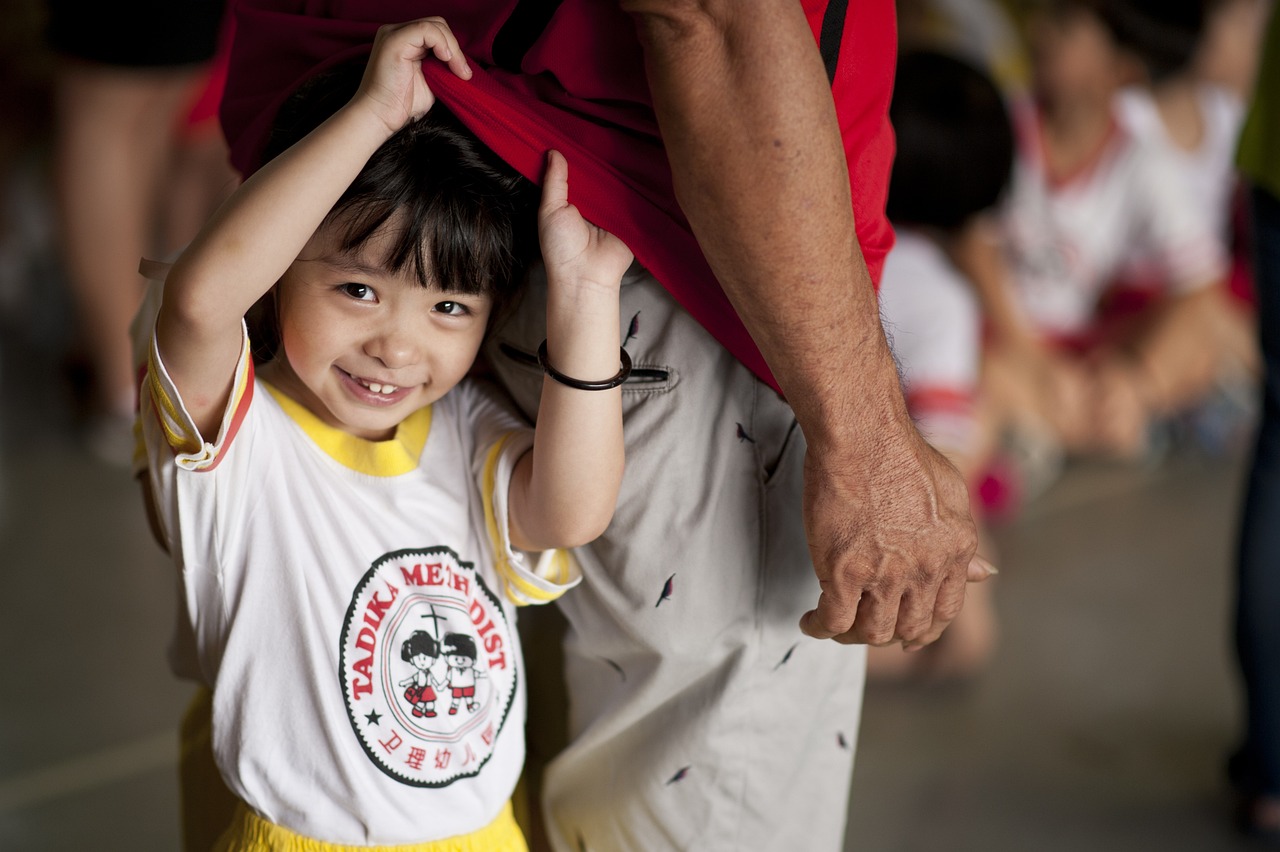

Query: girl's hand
(355, 18), (473, 135)
(538, 150), (634, 293)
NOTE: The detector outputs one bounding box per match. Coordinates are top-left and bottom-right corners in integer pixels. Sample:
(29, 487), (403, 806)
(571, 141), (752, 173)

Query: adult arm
(621, 0), (990, 647)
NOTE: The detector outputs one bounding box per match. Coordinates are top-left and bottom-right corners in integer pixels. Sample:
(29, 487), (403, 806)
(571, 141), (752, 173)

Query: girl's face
(263, 219), (493, 441)
(1029, 6), (1136, 106)
(410, 652), (432, 670)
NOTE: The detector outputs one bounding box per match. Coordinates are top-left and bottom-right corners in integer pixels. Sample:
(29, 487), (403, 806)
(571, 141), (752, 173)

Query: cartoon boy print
(442, 632), (483, 715)
(398, 630), (442, 718)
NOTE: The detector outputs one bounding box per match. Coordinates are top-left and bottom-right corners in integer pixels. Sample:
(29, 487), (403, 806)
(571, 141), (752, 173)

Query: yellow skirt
(212, 801), (527, 852)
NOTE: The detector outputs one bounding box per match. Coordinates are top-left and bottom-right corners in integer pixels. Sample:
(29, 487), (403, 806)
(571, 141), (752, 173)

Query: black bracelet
(537, 339), (632, 391)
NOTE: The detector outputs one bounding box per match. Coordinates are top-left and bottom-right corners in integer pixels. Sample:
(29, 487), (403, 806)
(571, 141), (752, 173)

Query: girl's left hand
(538, 150), (634, 292)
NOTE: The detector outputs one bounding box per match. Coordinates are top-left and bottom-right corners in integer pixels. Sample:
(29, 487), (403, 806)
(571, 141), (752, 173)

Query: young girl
(138, 18), (631, 850)
(968, 0), (1231, 462)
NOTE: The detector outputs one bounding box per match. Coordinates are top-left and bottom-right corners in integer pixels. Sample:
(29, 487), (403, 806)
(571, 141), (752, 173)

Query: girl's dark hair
(886, 51), (1014, 231)
(1068, 0), (1206, 82)
(401, 630), (440, 662)
(249, 61), (537, 363)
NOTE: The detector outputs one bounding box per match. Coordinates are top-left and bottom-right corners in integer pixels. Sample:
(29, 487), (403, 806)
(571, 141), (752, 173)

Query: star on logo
(365, 710), (382, 726)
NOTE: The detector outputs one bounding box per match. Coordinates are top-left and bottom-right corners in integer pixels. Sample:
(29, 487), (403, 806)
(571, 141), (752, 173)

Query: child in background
(968, 0), (1235, 467)
(137, 18), (631, 850)
(869, 50), (1014, 680)
(1111, 0), (1266, 450)
(1113, 0), (1245, 274)
(897, 0), (1032, 94)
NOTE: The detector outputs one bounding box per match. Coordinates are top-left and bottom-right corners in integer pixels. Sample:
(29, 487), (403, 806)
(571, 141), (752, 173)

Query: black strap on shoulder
(492, 0), (566, 74)
(818, 0), (849, 85)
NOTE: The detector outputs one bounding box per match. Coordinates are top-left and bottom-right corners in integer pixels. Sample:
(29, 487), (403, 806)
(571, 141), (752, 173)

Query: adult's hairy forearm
(622, 0), (908, 451)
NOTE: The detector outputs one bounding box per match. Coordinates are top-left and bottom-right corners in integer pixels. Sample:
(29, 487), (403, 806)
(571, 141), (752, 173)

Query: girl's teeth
(360, 380), (398, 394)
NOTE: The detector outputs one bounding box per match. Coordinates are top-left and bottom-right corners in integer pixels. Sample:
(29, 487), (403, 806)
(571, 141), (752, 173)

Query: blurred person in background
(964, 0), (1239, 502)
(870, 50), (1014, 681)
(1229, 4), (1280, 841)
(1111, 0), (1268, 451)
(47, 0), (229, 464)
(897, 0), (1032, 93)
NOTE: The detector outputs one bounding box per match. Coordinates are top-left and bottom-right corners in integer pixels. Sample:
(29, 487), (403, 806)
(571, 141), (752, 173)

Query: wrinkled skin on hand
(798, 426), (989, 649)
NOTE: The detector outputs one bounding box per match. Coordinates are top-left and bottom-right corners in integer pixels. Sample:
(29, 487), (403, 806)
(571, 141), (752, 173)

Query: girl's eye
(340, 283), (376, 302)
(435, 301), (468, 316)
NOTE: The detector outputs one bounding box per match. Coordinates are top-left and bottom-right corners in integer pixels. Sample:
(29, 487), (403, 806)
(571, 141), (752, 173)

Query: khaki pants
(487, 266), (867, 852)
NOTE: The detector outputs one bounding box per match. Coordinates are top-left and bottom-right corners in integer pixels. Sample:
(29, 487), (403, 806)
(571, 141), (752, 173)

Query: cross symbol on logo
(421, 603), (448, 640)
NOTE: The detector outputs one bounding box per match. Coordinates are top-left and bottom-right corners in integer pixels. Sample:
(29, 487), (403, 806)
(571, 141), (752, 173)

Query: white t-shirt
(140, 321), (578, 845)
(878, 228), (981, 456)
(1115, 83), (1244, 242)
(1000, 101), (1227, 337)
(1113, 84), (1244, 286)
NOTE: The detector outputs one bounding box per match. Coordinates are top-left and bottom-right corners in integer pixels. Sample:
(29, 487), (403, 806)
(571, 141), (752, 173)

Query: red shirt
(221, 0), (896, 394)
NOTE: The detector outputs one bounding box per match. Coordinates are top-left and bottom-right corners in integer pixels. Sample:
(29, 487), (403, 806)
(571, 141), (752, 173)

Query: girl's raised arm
(155, 19), (471, 437)
(507, 151), (631, 551)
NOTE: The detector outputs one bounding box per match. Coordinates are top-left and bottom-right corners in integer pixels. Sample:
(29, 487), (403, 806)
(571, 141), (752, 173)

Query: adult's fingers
(902, 568), (967, 651)
(833, 585), (904, 646)
(967, 554), (998, 583)
(798, 585), (862, 640)
(891, 582), (939, 647)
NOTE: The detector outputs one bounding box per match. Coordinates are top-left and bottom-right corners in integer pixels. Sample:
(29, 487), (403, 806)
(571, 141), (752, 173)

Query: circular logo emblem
(339, 546), (516, 787)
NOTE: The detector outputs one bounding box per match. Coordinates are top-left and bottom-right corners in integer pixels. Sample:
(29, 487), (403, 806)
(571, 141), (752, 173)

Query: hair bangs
(321, 112), (530, 301)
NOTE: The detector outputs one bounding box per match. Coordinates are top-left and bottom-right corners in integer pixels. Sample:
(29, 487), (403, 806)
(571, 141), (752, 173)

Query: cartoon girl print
(442, 632), (484, 715)
(399, 630), (441, 718)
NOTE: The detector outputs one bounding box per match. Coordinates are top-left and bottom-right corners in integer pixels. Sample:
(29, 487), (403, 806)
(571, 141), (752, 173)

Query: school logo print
(339, 546), (516, 787)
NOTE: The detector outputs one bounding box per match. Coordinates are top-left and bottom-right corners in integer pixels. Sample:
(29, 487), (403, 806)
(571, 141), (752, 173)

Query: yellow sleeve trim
(481, 434), (569, 607)
(145, 329), (254, 469)
(146, 342), (201, 455)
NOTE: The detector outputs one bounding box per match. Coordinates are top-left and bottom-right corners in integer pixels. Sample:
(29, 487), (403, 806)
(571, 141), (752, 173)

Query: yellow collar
(261, 382), (432, 477)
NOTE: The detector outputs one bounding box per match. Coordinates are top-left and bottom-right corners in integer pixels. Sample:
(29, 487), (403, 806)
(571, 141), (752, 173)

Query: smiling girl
(138, 17), (630, 850)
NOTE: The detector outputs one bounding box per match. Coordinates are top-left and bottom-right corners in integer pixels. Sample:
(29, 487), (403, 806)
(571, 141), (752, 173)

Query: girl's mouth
(337, 368), (415, 404)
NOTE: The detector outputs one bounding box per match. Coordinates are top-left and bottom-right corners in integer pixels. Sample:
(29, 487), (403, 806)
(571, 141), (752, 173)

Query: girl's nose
(364, 322), (423, 369)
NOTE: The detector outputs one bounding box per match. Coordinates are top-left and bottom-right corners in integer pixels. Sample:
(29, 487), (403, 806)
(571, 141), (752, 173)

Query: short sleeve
(131, 266), (168, 477)
(142, 316), (255, 473)
(877, 232), (981, 456)
(462, 381), (582, 607)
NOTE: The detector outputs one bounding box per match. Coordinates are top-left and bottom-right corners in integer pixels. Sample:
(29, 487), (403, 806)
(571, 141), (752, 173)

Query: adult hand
(798, 424), (992, 649)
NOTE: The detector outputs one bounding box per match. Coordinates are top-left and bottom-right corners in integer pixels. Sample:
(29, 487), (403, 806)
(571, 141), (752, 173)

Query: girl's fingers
(383, 18), (470, 79)
(540, 150), (570, 215)
(415, 18), (471, 79)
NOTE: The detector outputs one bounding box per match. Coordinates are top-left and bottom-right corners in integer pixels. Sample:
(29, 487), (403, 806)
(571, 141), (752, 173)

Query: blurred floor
(0, 318), (191, 848)
(0, 240), (1262, 851)
(847, 454), (1259, 852)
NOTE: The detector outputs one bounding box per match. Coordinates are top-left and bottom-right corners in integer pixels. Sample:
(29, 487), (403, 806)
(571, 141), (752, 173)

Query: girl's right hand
(354, 18), (473, 135)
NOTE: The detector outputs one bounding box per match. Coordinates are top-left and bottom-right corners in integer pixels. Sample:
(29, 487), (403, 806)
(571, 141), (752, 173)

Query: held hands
(538, 151), (634, 293)
(799, 426), (993, 650)
(355, 18), (473, 135)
